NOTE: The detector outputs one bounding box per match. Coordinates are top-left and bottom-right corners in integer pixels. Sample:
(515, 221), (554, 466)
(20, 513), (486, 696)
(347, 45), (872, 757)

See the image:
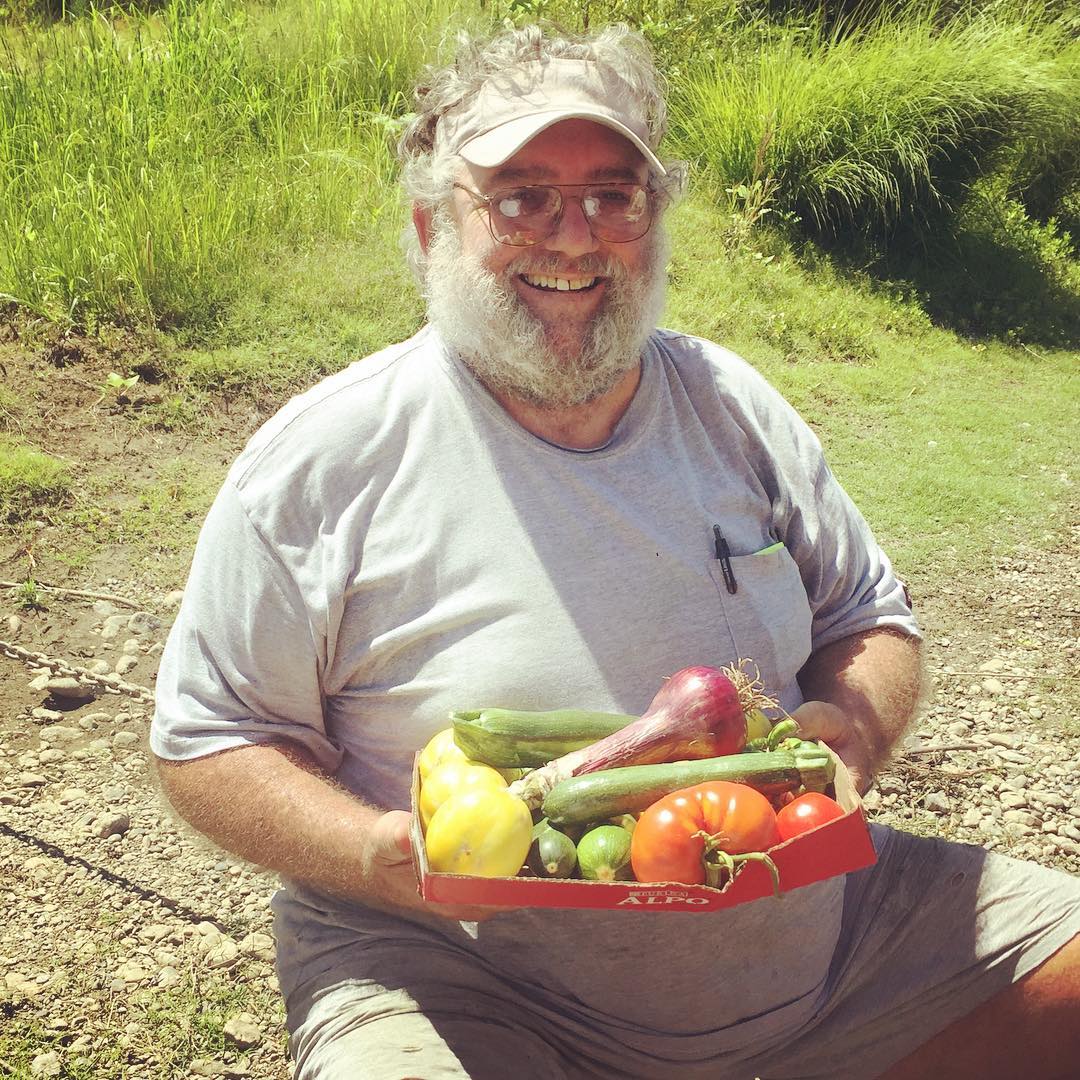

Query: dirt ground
(0, 325), (1077, 1079)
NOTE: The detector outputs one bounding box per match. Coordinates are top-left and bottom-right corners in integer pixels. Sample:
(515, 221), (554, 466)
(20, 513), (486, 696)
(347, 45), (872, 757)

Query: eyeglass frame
(451, 180), (661, 247)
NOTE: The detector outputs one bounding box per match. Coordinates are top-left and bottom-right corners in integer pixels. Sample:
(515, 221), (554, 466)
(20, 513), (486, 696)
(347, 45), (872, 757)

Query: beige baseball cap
(435, 57), (667, 176)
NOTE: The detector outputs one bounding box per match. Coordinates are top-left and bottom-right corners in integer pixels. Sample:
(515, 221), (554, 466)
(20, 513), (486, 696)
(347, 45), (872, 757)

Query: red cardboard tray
(411, 747), (876, 912)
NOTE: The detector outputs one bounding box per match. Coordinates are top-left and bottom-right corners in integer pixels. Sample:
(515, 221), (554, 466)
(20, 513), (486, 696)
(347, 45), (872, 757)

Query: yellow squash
(424, 787), (533, 878)
(418, 727), (470, 780)
(419, 759), (506, 829)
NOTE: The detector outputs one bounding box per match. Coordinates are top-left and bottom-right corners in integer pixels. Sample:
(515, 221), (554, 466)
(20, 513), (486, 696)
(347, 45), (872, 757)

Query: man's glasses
(453, 182), (655, 247)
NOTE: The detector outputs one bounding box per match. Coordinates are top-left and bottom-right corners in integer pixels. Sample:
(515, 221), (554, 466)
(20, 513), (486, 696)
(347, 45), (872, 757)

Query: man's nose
(542, 195), (600, 258)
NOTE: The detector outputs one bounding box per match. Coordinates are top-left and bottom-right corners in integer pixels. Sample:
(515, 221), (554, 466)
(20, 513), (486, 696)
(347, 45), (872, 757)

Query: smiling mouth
(520, 273), (602, 293)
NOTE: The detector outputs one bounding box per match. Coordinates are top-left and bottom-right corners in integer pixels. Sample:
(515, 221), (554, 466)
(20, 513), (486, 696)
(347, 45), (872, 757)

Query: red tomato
(775, 792), (845, 841)
(630, 781), (781, 886)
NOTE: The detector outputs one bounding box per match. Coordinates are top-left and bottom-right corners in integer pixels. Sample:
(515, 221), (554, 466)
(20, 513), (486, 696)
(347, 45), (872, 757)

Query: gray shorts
(277, 826), (1080, 1080)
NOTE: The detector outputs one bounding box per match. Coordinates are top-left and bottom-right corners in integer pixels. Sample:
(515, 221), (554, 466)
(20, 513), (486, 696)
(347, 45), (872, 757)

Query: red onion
(511, 666), (749, 809)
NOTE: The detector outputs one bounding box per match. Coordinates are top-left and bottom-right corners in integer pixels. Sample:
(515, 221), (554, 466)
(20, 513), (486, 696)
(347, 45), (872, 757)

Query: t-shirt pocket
(706, 545), (813, 702)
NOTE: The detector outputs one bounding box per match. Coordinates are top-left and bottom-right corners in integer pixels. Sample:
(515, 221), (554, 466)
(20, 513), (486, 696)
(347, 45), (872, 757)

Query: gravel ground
(1, 586), (289, 1080)
(0, 535), (1077, 1079)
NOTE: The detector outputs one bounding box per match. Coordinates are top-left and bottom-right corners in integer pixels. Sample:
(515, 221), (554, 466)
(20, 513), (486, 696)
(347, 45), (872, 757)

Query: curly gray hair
(398, 23), (686, 277)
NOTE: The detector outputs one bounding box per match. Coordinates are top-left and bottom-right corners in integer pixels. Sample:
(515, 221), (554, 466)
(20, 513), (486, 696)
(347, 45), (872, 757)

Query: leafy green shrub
(996, 31), (1080, 250)
(881, 177), (1080, 345)
(11, 576), (44, 609)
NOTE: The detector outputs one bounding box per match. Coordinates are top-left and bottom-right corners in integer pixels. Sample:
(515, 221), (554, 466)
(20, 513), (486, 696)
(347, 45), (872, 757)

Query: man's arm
(792, 627), (925, 793)
(154, 743), (499, 920)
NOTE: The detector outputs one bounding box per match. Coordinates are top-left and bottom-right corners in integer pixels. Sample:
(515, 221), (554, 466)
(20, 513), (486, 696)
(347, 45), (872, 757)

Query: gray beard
(422, 210), (668, 410)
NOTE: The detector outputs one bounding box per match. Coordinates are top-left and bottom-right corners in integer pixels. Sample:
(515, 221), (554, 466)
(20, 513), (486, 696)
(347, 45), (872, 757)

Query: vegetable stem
(702, 847), (782, 896)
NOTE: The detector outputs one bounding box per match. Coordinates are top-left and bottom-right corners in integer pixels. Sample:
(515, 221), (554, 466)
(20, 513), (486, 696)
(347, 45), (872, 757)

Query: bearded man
(152, 23), (1080, 1080)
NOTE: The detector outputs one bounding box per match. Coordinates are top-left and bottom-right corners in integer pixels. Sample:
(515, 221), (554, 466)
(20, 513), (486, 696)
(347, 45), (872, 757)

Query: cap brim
(458, 110), (667, 176)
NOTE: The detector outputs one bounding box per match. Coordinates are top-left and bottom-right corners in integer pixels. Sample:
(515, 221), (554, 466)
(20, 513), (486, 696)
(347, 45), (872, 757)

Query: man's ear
(412, 204), (433, 257)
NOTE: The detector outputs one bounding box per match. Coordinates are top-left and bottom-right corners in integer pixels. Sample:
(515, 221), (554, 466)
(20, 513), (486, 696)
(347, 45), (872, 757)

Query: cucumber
(576, 825), (634, 882)
(542, 743), (834, 826)
(451, 708), (636, 769)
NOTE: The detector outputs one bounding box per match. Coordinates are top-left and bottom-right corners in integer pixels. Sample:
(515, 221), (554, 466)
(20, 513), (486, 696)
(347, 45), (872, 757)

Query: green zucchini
(451, 708), (636, 769)
(542, 742), (835, 826)
(576, 825), (634, 882)
(528, 823), (579, 878)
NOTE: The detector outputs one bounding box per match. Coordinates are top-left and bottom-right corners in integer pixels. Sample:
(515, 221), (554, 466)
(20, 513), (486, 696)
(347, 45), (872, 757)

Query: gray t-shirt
(152, 324), (919, 1037)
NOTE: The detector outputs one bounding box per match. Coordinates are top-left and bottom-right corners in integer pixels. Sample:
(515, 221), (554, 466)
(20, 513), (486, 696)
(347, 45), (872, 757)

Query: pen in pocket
(712, 524), (738, 595)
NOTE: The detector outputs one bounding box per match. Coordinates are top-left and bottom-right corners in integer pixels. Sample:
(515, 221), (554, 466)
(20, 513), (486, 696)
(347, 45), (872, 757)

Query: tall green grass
(667, 5), (1080, 247)
(0, 0), (468, 328)
(1, 0), (1078, 342)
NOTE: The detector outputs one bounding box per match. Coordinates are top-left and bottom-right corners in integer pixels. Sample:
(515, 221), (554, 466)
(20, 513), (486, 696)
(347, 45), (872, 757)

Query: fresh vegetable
(775, 792), (846, 841)
(745, 706), (773, 742)
(418, 727), (469, 780)
(419, 759), (506, 829)
(424, 787), (532, 877)
(631, 781), (781, 889)
(451, 708), (636, 768)
(746, 717), (801, 753)
(541, 741), (834, 826)
(528, 821), (579, 878)
(577, 824), (635, 882)
(510, 664), (768, 809)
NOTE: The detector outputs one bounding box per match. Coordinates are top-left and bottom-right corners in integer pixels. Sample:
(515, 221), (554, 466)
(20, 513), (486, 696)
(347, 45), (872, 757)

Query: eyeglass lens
(488, 185), (651, 246)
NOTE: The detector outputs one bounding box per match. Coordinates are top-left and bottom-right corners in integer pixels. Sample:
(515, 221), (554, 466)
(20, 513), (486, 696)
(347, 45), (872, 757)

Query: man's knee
(288, 981), (461, 1080)
(879, 933), (1080, 1080)
(288, 979), (570, 1080)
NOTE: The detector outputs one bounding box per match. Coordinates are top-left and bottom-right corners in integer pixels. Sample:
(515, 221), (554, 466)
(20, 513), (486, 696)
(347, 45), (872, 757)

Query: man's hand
(790, 700), (876, 794)
(795, 628), (925, 795)
(156, 746), (513, 922)
(363, 809), (513, 922)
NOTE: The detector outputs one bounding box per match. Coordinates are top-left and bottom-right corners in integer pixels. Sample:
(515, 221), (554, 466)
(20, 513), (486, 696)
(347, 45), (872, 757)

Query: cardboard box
(411, 749), (875, 912)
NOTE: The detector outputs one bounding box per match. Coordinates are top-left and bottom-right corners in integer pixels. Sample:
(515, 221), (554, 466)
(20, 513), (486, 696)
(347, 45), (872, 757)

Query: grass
(118, 461), (224, 549)
(0, 0), (1076, 596)
(666, 4), (1080, 247)
(4, 1), (1078, 334)
(53, 457), (227, 581)
(163, 220), (425, 404)
(665, 198), (1078, 581)
(0, 0), (469, 329)
(0, 437), (71, 522)
(0, 445), (225, 583)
